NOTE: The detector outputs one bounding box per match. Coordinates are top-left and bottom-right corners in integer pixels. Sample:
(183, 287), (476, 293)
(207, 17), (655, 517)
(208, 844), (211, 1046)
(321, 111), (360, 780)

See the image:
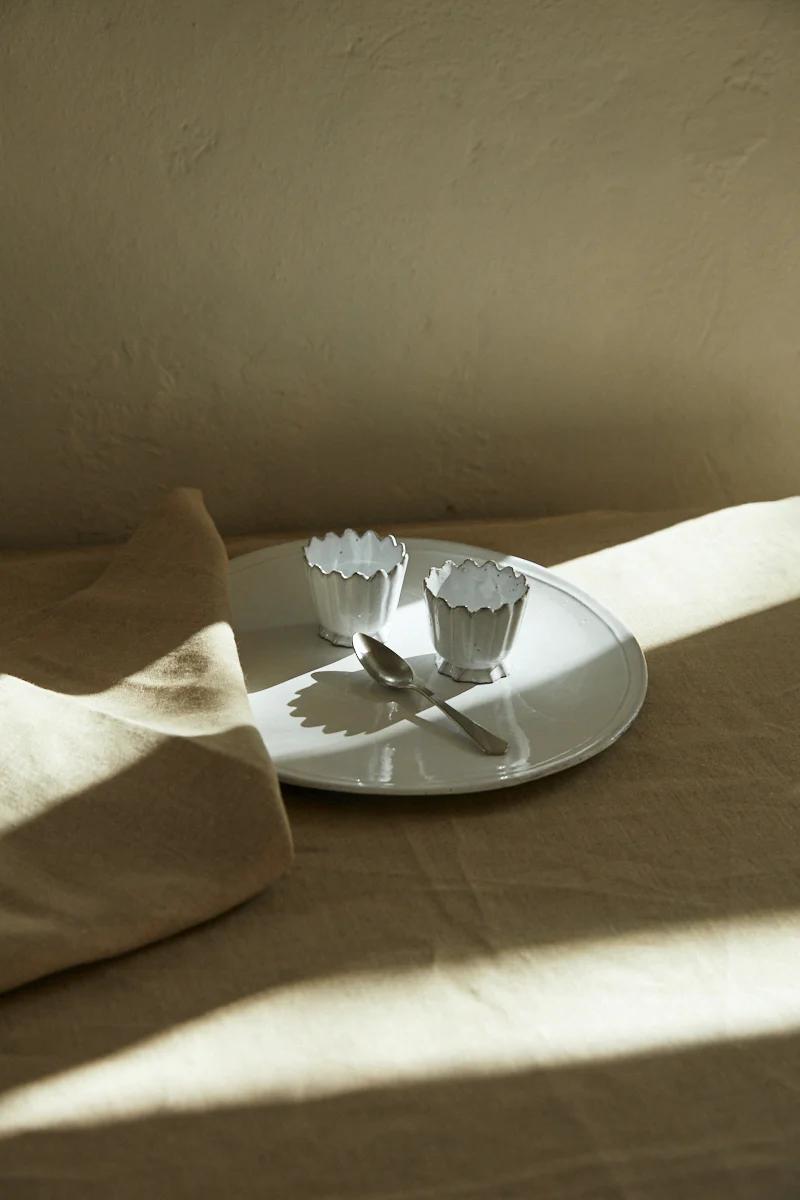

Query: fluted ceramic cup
(303, 529), (408, 647)
(424, 558), (529, 683)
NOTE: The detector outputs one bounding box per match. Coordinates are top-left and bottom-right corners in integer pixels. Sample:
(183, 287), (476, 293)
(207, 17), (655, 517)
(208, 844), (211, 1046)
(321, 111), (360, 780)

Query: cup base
(435, 656), (508, 684)
(318, 624), (355, 647)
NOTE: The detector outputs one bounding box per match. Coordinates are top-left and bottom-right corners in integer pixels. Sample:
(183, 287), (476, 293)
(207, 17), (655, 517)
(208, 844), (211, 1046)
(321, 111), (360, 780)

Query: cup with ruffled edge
(303, 529), (409, 646)
(424, 558), (529, 683)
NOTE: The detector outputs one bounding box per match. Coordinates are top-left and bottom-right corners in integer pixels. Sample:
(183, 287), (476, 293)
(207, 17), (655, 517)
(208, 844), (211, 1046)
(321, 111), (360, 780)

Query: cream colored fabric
(0, 500), (798, 1198)
(0, 488), (292, 994)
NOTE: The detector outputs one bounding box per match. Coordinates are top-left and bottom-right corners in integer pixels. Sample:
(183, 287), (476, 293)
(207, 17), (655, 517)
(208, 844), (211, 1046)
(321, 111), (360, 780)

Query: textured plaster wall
(1, 0), (799, 545)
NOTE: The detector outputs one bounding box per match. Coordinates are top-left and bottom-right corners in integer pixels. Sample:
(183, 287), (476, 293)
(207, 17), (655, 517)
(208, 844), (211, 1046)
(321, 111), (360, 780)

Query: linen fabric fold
(0, 488), (292, 994)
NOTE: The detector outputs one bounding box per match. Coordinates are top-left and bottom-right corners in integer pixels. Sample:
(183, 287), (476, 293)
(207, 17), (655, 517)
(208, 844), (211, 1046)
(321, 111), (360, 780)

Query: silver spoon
(352, 632), (508, 756)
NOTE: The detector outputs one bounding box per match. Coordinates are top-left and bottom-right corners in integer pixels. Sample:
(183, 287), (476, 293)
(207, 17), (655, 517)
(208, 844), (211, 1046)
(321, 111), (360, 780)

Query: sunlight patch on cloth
(551, 500), (800, 650)
(1, 909), (797, 1136)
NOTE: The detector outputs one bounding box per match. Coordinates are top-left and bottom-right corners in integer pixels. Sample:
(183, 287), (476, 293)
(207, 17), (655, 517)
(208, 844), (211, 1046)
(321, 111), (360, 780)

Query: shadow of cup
(287, 670), (422, 738)
(287, 659), (476, 746)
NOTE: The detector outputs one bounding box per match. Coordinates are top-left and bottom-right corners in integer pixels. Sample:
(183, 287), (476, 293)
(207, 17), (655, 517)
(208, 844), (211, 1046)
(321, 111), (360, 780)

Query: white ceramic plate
(229, 538), (647, 796)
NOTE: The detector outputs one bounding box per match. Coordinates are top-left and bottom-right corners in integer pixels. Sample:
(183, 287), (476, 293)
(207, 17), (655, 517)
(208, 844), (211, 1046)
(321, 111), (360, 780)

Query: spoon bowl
(352, 632), (414, 689)
(352, 632), (508, 756)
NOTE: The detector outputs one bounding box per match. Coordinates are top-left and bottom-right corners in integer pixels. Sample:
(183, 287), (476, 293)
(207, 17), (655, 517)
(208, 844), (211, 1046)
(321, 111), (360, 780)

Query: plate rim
(229, 537), (648, 795)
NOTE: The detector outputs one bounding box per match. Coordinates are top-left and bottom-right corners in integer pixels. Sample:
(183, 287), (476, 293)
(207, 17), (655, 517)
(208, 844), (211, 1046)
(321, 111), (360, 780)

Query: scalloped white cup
(424, 558), (530, 683)
(303, 530), (409, 647)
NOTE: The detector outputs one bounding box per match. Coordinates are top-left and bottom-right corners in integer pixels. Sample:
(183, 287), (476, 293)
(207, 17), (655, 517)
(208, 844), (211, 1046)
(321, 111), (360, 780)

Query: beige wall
(2, 0), (798, 545)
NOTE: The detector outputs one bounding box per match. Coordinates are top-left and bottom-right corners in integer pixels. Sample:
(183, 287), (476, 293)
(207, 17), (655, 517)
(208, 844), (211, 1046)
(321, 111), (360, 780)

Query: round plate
(229, 538), (647, 795)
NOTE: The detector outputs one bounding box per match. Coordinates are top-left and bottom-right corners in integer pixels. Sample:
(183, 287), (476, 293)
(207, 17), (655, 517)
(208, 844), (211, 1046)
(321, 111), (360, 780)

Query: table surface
(1, 500), (799, 1199)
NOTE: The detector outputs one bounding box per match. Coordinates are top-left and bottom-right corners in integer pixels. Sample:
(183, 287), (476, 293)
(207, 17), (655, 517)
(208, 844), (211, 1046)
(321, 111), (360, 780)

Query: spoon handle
(413, 685), (508, 756)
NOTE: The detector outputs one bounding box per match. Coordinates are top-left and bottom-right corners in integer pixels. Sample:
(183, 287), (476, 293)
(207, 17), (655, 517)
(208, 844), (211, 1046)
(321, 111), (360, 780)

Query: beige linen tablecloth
(1, 499), (799, 1199)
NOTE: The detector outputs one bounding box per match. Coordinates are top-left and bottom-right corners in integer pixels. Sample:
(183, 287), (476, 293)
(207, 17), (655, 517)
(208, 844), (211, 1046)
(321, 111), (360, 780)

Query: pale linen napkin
(0, 488), (292, 994)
